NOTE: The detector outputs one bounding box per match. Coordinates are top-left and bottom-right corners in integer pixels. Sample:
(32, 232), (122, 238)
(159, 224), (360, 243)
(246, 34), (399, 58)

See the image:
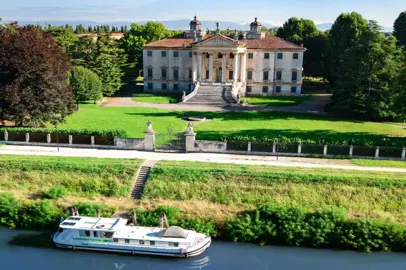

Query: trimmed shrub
(46, 186), (67, 199)
(0, 193), (21, 228)
(0, 127), (127, 138)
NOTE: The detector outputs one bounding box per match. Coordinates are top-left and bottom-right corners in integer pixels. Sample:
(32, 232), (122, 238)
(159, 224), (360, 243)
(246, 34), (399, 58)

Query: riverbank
(1, 155), (406, 253)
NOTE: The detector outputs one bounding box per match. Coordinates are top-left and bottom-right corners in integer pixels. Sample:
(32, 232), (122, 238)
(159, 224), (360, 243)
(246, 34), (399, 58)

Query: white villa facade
(143, 17), (306, 97)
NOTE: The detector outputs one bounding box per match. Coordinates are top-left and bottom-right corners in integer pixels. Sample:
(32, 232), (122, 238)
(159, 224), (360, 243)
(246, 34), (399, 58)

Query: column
(192, 52), (197, 82)
(240, 53), (247, 83)
(222, 53), (227, 83)
(209, 53), (214, 82)
(233, 53), (239, 83)
(197, 53), (202, 82)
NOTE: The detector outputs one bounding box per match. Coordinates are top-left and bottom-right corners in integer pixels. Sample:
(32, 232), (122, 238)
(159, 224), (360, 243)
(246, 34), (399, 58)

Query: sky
(1, 0), (405, 27)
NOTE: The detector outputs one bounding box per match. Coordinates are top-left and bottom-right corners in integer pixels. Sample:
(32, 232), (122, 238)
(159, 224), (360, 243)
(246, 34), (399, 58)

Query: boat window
(61, 222), (76, 226)
(169, 242), (179, 247)
(113, 238), (118, 243)
(125, 239), (130, 244)
(150, 241), (155, 246)
(104, 232), (114, 238)
(67, 217), (81, 221)
(139, 240), (145, 245)
(85, 231), (90, 237)
(58, 228), (64, 233)
(93, 231), (98, 238)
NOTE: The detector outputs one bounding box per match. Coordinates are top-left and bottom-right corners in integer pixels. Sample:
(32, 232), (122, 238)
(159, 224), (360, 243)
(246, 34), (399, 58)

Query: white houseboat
(52, 216), (211, 258)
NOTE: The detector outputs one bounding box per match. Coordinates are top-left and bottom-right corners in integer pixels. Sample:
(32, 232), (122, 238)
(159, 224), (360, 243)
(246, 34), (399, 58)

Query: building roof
(190, 16), (201, 25)
(144, 33), (305, 51)
(250, 17), (262, 27)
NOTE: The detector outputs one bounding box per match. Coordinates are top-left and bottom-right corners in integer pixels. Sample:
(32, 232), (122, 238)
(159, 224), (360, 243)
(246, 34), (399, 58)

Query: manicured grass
(62, 105), (406, 146)
(242, 95), (312, 106)
(144, 161), (406, 224)
(0, 155), (142, 198)
(351, 159), (406, 168)
(132, 93), (181, 104)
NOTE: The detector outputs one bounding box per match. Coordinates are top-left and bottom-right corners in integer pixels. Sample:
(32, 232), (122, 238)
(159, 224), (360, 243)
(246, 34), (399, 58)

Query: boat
(52, 215), (211, 258)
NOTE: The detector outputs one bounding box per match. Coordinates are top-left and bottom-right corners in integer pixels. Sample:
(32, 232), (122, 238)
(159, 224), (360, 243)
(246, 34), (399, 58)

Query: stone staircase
(185, 85), (235, 105)
(130, 160), (157, 199)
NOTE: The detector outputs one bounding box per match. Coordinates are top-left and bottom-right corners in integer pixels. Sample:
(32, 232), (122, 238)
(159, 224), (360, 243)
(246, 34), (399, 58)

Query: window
(262, 86), (268, 93)
(147, 51), (152, 57)
(173, 51), (179, 57)
(139, 240), (145, 245)
(147, 83), (153, 90)
(293, 53), (299, 59)
(230, 53), (235, 59)
(277, 53), (283, 59)
(275, 86), (282, 93)
(169, 242), (179, 247)
(206, 53), (210, 58)
(174, 84), (179, 91)
(150, 241), (156, 246)
(161, 69), (167, 79)
(162, 83), (167, 90)
(263, 71), (269, 81)
(93, 231), (98, 237)
(173, 69), (179, 80)
(247, 71), (253, 80)
(206, 70), (209, 79)
(147, 68), (153, 79)
(264, 53), (270, 59)
(276, 71), (282, 80)
(248, 53), (254, 59)
(218, 53), (223, 58)
(229, 71), (234, 80)
(292, 71), (298, 81)
(291, 86), (297, 93)
(125, 239), (130, 244)
(189, 52), (193, 58)
(246, 86), (252, 93)
(161, 51), (167, 57)
(113, 238), (118, 243)
(189, 69), (193, 80)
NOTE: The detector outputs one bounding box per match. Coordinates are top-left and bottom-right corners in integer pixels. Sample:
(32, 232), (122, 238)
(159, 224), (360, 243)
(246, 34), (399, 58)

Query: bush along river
(2, 228), (406, 270)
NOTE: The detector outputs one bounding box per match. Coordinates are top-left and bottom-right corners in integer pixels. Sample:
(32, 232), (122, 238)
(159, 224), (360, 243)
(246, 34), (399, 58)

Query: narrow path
(130, 160), (157, 199)
(1, 145), (405, 172)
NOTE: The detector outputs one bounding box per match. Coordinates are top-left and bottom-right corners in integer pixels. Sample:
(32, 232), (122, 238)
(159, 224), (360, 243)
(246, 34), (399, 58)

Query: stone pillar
(247, 142), (251, 152)
(209, 53), (214, 83)
(192, 52), (197, 82)
(222, 53), (227, 83)
(91, 136), (95, 145)
(185, 122), (196, 153)
(47, 134), (51, 144)
(323, 145), (328, 156)
(375, 146), (380, 159)
(4, 130), (8, 142)
(240, 53), (247, 83)
(298, 143), (302, 154)
(233, 53), (239, 83)
(272, 141), (276, 153)
(25, 133), (30, 143)
(197, 53), (202, 82)
(402, 147), (406, 160)
(144, 120), (155, 151)
(349, 145), (353, 157)
(69, 135), (73, 145)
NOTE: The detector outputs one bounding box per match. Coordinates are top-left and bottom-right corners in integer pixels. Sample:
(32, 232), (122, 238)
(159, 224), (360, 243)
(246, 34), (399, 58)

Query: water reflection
(110, 256), (210, 270)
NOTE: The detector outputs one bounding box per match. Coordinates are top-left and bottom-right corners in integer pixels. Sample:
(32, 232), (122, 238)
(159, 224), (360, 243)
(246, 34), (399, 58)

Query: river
(1, 228), (405, 270)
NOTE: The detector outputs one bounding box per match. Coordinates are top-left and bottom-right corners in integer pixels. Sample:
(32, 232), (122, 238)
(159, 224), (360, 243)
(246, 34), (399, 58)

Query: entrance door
(216, 68), (222, 82)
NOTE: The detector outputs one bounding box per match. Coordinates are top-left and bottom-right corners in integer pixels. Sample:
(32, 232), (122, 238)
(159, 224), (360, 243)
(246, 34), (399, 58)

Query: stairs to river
(130, 160), (157, 199)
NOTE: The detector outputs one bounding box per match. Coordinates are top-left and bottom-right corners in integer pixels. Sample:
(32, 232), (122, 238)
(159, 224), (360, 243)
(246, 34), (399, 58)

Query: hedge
(0, 127), (127, 138)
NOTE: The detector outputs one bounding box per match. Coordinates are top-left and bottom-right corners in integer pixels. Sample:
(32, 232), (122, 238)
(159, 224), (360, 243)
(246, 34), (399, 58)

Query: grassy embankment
(242, 95), (312, 106)
(143, 160), (406, 225)
(132, 93), (182, 104)
(350, 159), (406, 168)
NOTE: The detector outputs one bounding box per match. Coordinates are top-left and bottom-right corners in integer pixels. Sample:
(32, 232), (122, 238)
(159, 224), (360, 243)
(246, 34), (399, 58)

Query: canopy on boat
(157, 226), (187, 238)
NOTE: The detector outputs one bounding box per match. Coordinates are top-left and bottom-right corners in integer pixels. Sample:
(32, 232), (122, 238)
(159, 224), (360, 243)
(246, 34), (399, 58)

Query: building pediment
(195, 34), (239, 48)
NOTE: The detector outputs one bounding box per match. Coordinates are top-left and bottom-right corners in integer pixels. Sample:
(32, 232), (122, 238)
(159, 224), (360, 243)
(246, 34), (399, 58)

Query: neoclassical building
(143, 17), (306, 99)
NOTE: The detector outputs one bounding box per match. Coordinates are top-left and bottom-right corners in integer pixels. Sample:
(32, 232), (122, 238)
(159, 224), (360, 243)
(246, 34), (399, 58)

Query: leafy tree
(393, 11), (406, 48)
(45, 25), (78, 54)
(390, 53), (406, 121)
(0, 25), (75, 126)
(69, 66), (103, 105)
(303, 31), (329, 78)
(276, 17), (318, 44)
(328, 12), (369, 86)
(328, 21), (403, 121)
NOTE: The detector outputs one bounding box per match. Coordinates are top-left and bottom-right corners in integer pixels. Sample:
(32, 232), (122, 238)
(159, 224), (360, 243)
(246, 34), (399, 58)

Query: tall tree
(393, 11), (406, 48)
(328, 21), (403, 121)
(0, 25), (75, 126)
(276, 17), (318, 44)
(45, 25), (78, 54)
(328, 12), (369, 86)
(390, 52), (406, 121)
(303, 31), (329, 78)
(69, 66), (103, 106)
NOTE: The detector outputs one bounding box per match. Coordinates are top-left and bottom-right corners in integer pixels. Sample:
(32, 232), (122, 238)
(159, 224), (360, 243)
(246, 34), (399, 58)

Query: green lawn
(351, 159), (406, 168)
(242, 95), (311, 106)
(62, 105), (406, 145)
(144, 160), (406, 224)
(132, 93), (181, 104)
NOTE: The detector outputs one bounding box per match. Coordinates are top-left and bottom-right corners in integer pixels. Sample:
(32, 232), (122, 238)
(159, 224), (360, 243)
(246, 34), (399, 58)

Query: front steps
(185, 85), (235, 105)
(130, 160), (157, 199)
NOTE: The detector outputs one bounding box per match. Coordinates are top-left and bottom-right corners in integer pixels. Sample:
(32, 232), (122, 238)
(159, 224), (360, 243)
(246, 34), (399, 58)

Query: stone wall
(194, 140), (227, 153)
(114, 138), (145, 150)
